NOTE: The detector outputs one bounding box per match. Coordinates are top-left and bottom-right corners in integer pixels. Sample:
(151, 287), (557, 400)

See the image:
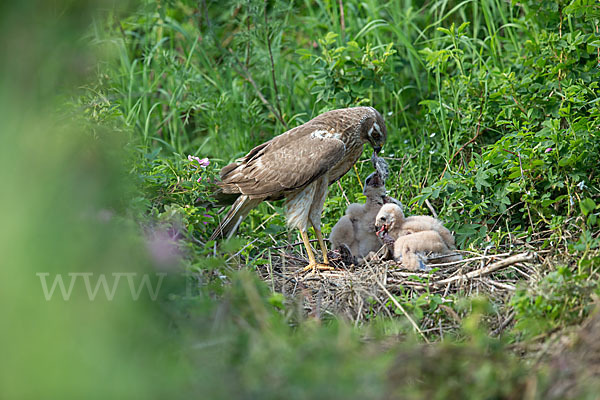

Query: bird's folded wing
(221, 133), (346, 197)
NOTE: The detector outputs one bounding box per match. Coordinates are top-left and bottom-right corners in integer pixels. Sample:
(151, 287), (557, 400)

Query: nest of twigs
(256, 241), (539, 337)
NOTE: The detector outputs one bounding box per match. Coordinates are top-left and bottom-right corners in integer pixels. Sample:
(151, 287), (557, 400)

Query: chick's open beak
(373, 145), (382, 154)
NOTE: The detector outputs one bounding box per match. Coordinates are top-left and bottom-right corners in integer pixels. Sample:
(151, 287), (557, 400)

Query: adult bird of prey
(209, 106), (388, 272)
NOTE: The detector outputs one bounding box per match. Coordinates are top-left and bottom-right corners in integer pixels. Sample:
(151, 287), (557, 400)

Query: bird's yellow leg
(300, 230), (333, 272)
(313, 227), (330, 265)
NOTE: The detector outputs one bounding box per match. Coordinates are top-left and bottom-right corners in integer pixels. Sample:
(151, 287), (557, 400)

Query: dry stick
(338, 0), (345, 36)
(267, 249), (275, 292)
(254, 212), (279, 232)
(433, 252), (534, 286)
(486, 279), (516, 291)
(270, 238), (327, 250)
(337, 180), (351, 206)
(227, 48), (288, 129)
(492, 310), (516, 337)
(374, 277), (429, 343)
(353, 164), (364, 192)
(245, 13), (252, 69)
(354, 297), (363, 328)
(267, 233), (279, 246)
(271, 269), (300, 288)
(425, 199), (438, 218)
(284, 253), (308, 264)
(415, 252), (511, 268)
(439, 304), (461, 324)
(264, 0), (283, 121)
(225, 237), (261, 262)
(511, 95), (527, 115)
(364, 262), (429, 342)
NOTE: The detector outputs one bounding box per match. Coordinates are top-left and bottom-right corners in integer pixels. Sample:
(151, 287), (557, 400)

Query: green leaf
(436, 27), (451, 36)
(457, 21), (470, 35)
(580, 198), (596, 216)
(323, 31), (338, 45)
(268, 292), (285, 310)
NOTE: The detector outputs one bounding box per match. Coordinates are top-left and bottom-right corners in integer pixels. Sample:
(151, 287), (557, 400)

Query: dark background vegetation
(2, 0), (600, 398)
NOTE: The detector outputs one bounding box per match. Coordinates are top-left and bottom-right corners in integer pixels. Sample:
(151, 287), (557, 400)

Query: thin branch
(270, 238), (328, 250)
(492, 310), (516, 336)
(225, 237), (261, 262)
(338, 0), (345, 36)
(245, 13), (252, 69)
(433, 252), (534, 286)
(372, 268), (430, 343)
(227, 48), (288, 129)
(337, 180), (351, 206)
(353, 164), (364, 192)
(486, 279), (516, 291)
(264, 0), (283, 121)
(425, 199), (438, 218)
(511, 95), (527, 115)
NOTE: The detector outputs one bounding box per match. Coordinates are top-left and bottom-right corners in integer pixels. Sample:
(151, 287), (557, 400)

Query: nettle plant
(412, 5), (600, 248)
(298, 32), (396, 110)
(134, 149), (219, 240)
(510, 264), (600, 339)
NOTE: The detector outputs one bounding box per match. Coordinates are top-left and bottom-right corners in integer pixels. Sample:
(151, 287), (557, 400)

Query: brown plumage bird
(209, 107), (387, 272)
(375, 203), (460, 270)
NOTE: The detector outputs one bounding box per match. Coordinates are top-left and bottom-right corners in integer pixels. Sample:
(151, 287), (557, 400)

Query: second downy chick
(375, 203), (461, 270)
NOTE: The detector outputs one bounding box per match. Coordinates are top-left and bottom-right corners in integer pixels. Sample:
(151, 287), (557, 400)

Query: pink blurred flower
(145, 227), (181, 266)
(197, 177), (202, 183)
(545, 147), (553, 153)
(188, 155), (210, 168)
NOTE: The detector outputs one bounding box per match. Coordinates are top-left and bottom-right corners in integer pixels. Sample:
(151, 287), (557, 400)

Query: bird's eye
(371, 122), (383, 140)
(380, 216), (386, 222)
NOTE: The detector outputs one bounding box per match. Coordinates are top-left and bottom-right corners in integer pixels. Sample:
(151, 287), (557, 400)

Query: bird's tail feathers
(209, 195), (261, 241)
(195, 182), (241, 208)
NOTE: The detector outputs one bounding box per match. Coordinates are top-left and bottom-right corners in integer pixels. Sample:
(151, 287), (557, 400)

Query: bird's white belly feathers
(285, 174), (329, 231)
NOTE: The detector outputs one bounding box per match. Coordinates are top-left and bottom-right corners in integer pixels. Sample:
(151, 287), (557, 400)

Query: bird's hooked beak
(376, 223), (388, 239)
(372, 145), (382, 154)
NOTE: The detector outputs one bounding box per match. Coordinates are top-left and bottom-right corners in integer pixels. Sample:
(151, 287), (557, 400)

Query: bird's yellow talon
(302, 263), (334, 273)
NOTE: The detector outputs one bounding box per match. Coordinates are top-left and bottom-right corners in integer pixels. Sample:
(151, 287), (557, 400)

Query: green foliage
(86, 0), (600, 253)
(183, 271), (392, 399)
(411, 0), (600, 246)
(11, 0), (600, 397)
(511, 263), (600, 338)
(300, 33), (397, 110)
(388, 297), (528, 399)
(2, 2), (192, 398)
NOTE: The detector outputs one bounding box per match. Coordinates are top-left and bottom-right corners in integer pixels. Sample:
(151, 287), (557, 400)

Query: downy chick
(329, 154), (400, 264)
(374, 203), (460, 270)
